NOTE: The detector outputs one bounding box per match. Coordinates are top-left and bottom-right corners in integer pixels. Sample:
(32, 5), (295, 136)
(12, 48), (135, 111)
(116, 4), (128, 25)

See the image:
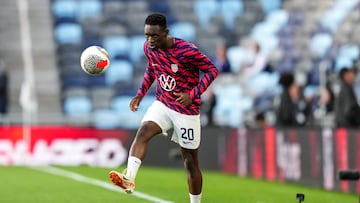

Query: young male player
(109, 13), (218, 203)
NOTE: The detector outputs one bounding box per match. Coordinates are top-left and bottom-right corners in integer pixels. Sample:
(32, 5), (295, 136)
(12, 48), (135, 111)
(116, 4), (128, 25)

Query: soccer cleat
(109, 170), (135, 194)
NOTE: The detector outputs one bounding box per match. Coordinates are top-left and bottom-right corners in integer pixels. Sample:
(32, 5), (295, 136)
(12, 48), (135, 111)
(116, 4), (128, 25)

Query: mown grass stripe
(30, 166), (174, 203)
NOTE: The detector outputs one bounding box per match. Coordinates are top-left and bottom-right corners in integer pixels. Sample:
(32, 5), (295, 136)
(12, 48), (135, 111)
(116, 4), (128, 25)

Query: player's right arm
(130, 95), (143, 112)
(130, 43), (156, 112)
(130, 64), (155, 112)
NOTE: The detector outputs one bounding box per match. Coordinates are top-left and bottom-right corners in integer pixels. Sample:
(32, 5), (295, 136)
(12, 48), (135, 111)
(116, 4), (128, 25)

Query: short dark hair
(339, 67), (349, 80)
(279, 72), (294, 89)
(145, 13), (167, 29)
(339, 67), (355, 80)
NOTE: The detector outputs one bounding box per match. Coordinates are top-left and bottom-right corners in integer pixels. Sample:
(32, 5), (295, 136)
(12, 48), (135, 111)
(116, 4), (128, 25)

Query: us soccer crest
(171, 64), (178, 73)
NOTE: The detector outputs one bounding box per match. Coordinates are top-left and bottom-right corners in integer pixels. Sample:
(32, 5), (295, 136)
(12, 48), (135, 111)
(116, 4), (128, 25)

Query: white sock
(189, 193), (202, 203)
(125, 156), (141, 180)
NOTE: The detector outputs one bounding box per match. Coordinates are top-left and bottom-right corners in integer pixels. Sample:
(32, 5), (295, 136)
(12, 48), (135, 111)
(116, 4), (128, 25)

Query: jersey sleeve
(185, 45), (218, 99)
(137, 43), (156, 97)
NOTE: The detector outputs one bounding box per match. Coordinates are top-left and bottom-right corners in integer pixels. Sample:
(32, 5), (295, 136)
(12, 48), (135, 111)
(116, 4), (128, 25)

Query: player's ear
(164, 28), (169, 35)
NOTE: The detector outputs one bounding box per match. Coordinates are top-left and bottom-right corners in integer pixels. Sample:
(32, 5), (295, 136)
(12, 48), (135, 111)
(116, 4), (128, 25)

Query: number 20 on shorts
(181, 128), (194, 141)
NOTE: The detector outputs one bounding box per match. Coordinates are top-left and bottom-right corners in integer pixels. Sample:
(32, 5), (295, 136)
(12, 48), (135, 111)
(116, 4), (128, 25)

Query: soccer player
(109, 13), (218, 203)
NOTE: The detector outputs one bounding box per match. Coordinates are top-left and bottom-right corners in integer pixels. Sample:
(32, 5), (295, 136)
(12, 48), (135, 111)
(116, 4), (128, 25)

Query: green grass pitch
(0, 166), (358, 203)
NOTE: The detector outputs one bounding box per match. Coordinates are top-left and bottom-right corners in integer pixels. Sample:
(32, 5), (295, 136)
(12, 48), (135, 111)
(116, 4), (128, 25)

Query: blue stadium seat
(111, 96), (143, 129)
(103, 35), (130, 60)
(54, 22), (83, 45)
(105, 59), (134, 86)
(169, 22), (196, 42)
(252, 32), (279, 56)
(52, 0), (78, 24)
(338, 44), (360, 61)
(251, 22), (278, 39)
(88, 74), (106, 87)
(148, 0), (176, 24)
(251, 21), (280, 55)
(258, 0), (281, 14)
(111, 95), (132, 112)
(112, 94), (155, 113)
(78, 0), (103, 19)
(62, 72), (89, 89)
(115, 95), (155, 129)
(212, 83), (246, 127)
(265, 10), (289, 32)
(148, 0), (169, 13)
(335, 56), (353, 72)
(92, 109), (120, 129)
(193, 0), (219, 27)
(64, 96), (92, 116)
(304, 85), (319, 99)
(246, 72), (280, 96)
(220, 0), (244, 29)
(238, 96), (254, 112)
(320, 0), (358, 32)
(277, 58), (294, 73)
(253, 93), (274, 113)
(129, 35), (146, 64)
(226, 46), (249, 73)
(309, 33), (333, 58)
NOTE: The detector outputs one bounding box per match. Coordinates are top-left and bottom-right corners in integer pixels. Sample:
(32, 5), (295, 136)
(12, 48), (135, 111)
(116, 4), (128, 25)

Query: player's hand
(174, 92), (192, 106)
(130, 95), (143, 112)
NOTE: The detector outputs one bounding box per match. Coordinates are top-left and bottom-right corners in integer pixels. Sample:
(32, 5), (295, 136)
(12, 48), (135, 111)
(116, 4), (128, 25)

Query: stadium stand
(220, 0), (244, 29)
(63, 96), (92, 116)
(47, 0), (360, 128)
(0, 0), (63, 125)
(102, 35), (130, 60)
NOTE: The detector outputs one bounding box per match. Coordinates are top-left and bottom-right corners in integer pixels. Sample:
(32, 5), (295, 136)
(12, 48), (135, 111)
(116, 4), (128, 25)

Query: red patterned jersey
(137, 38), (218, 115)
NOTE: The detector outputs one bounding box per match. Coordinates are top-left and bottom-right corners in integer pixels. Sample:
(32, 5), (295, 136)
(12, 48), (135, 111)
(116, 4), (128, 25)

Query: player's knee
(183, 156), (197, 174)
(136, 122), (160, 141)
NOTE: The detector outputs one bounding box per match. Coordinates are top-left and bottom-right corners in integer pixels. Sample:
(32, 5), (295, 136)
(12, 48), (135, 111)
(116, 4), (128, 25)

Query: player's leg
(169, 109), (202, 202)
(130, 121), (162, 160)
(109, 101), (170, 193)
(180, 147), (203, 203)
(126, 121), (162, 178)
(109, 121), (161, 193)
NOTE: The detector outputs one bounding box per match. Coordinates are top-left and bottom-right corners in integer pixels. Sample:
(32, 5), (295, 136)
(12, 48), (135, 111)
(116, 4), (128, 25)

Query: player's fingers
(133, 105), (139, 112)
(130, 105), (139, 112)
(176, 97), (182, 103)
(129, 100), (139, 112)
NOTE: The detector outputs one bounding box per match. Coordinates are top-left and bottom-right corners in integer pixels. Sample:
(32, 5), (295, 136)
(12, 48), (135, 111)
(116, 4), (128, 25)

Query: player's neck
(159, 36), (174, 51)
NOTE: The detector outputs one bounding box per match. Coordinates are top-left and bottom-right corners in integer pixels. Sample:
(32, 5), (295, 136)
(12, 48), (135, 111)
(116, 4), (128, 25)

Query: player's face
(144, 24), (168, 49)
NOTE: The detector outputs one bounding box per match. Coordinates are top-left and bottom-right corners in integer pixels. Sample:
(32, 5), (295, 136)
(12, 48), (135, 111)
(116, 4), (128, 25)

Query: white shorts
(141, 100), (201, 149)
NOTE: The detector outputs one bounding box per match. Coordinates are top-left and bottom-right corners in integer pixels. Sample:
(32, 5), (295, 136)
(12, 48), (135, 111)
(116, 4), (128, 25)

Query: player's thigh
(136, 121), (162, 141)
(141, 100), (172, 136)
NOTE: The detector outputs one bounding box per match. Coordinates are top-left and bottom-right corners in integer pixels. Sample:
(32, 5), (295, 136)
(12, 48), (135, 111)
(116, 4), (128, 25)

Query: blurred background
(0, 0), (360, 195)
(1, 0), (360, 129)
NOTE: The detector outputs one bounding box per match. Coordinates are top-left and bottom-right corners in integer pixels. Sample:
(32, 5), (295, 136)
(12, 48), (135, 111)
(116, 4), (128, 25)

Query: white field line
(30, 166), (174, 203)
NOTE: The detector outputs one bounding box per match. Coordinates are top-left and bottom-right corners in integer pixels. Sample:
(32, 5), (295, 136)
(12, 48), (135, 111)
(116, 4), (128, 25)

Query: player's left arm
(175, 44), (218, 106)
(187, 46), (219, 100)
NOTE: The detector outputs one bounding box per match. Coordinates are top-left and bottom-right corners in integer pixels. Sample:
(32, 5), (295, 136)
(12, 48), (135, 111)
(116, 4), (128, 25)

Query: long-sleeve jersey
(137, 37), (218, 115)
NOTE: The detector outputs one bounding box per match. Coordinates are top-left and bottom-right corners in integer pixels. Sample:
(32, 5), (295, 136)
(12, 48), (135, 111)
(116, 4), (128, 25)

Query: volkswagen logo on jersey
(159, 74), (176, 91)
